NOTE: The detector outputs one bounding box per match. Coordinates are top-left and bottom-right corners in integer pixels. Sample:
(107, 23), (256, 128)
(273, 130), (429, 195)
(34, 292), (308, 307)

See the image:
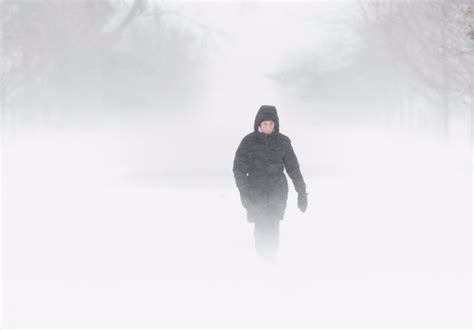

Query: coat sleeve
(283, 138), (307, 194)
(233, 137), (250, 196)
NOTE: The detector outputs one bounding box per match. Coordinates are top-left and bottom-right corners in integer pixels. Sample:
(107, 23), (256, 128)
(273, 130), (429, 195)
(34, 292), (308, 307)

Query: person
(233, 105), (308, 262)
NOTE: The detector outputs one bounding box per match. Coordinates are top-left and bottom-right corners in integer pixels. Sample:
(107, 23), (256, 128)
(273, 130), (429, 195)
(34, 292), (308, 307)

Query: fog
(1, 0), (472, 329)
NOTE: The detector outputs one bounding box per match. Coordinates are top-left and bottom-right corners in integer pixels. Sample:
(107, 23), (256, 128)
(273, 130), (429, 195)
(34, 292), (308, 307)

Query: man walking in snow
(233, 105), (308, 262)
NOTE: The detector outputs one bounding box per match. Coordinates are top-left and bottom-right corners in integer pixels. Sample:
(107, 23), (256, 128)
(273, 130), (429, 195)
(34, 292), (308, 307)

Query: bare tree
(360, 0), (473, 137)
(0, 0), (214, 126)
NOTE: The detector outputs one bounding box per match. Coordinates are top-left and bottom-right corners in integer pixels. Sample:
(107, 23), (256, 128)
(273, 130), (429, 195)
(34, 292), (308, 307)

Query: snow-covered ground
(1, 124), (471, 328)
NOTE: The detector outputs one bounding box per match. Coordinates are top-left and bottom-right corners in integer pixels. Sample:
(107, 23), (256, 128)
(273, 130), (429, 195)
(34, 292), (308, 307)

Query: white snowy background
(1, 0), (472, 329)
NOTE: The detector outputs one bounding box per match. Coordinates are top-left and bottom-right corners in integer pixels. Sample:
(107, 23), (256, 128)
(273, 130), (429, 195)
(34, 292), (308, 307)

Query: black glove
(297, 193), (308, 213)
(240, 192), (251, 209)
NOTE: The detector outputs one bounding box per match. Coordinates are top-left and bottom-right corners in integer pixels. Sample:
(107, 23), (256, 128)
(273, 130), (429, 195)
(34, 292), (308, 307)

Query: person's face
(260, 120), (275, 134)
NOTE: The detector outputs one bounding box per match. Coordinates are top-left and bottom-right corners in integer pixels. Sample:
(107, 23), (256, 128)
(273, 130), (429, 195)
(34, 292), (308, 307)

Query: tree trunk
(440, 1), (450, 141)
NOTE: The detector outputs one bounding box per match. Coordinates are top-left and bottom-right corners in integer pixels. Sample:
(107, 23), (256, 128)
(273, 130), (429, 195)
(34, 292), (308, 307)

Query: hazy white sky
(165, 1), (357, 71)
(157, 1), (360, 125)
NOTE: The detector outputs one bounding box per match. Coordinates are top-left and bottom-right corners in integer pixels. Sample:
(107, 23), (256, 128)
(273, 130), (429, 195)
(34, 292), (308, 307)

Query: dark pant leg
(254, 218), (280, 260)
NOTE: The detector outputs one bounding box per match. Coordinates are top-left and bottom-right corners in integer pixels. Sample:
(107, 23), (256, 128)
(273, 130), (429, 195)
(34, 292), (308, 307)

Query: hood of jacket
(253, 105), (280, 132)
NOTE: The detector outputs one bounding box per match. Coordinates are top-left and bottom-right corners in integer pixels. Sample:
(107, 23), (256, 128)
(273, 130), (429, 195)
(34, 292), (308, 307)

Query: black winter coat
(233, 106), (307, 223)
